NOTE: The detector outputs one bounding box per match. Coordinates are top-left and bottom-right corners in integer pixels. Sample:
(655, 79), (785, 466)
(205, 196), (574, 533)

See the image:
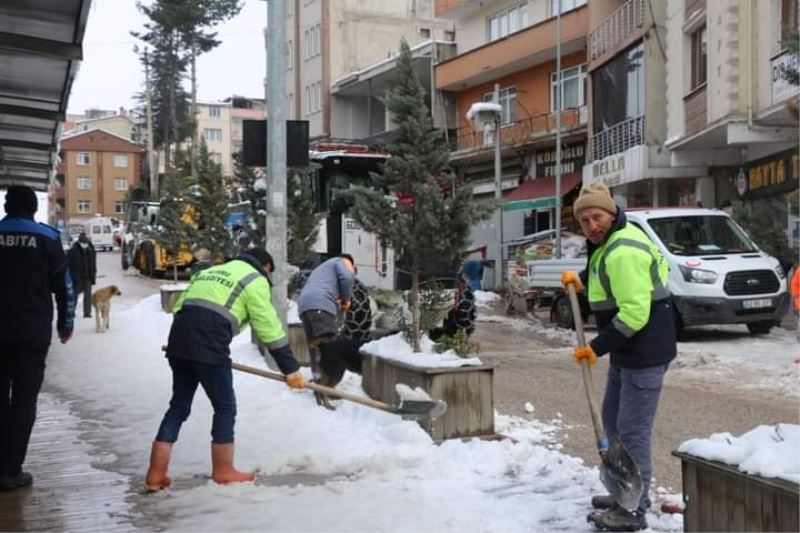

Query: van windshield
(647, 215), (758, 256)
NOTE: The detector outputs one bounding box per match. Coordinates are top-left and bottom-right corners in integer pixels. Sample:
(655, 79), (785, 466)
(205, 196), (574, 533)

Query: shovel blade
(393, 399), (448, 421)
(599, 438), (643, 512)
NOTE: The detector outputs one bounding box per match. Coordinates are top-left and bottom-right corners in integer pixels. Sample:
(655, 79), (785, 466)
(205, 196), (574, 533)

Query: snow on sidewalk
(45, 295), (682, 532)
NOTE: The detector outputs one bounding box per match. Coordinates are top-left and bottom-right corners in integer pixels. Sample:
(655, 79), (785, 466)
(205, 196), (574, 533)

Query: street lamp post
(493, 84), (503, 292)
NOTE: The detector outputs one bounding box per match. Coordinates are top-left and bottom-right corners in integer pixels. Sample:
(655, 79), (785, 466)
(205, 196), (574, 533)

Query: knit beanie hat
(4, 185), (38, 217)
(573, 182), (617, 215)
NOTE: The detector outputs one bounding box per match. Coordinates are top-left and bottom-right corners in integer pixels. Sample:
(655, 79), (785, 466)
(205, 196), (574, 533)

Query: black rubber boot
(0, 471), (33, 491)
(587, 506), (648, 532)
(591, 494), (617, 509)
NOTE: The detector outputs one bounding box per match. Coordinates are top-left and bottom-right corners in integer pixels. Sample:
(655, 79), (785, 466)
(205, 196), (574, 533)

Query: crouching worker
(145, 249), (305, 491)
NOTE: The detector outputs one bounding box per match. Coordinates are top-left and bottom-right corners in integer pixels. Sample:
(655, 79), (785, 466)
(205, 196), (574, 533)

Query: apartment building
(226, 96), (266, 159)
(664, 0), (798, 212)
(581, 0), (707, 208)
(195, 101), (233, 175)
(434, 0), (591, 262)
(56, 129), (144, 222)
(285, 0), (453, 138)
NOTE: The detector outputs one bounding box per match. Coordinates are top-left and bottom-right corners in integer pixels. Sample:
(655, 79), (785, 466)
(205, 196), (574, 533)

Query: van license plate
(742, 299), (771, 310)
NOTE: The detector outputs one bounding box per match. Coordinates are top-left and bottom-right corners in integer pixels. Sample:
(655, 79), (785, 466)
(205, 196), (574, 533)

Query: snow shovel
(564, 283), (643, 512)
(230, 362), (447, 421)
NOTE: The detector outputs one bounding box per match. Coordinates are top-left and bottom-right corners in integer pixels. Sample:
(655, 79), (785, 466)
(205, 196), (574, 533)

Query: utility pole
(143, 47), (158, 199)
(554, 4), (563, 259)
(266, 0), (288, 324)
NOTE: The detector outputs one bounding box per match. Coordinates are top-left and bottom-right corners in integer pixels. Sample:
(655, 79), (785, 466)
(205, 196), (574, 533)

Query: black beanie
(242, 248), (274, 270)
(4, 185), (38, 217)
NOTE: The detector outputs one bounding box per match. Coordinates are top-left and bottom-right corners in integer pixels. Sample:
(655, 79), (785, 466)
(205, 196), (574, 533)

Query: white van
(85, 217), (115, 251)
(626, 208), (789, 335)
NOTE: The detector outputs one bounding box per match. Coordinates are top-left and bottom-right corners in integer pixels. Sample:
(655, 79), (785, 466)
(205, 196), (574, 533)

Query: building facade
(285, 0), (453, 138)
(56, 129), (144, 223)
(434, 0), (591, 267)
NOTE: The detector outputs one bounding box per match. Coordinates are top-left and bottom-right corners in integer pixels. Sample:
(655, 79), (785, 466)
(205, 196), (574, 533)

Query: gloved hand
(561, 270), (584, 293)
(573, 345), (597, 366)
(285, 371), (306, 389)
(338, 298), (352, 313)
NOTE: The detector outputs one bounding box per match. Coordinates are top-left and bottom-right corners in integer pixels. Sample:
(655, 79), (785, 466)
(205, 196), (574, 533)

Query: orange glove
(339, 298), (352, 313)
(285, 371), (306, 389)
(573, 345), (597, 366)
(561, 270), (584, 293)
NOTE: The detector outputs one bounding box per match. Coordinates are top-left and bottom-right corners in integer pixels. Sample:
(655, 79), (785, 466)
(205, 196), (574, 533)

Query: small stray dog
(91, 285), (122, 333)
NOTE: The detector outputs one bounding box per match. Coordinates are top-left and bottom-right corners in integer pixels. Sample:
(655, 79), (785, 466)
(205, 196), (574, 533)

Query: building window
(419, 28), (431, 39)
(304, 24), (321, 59)
(287, 92), (294, 112)
(114, 201), (126, 214)
(114, 178), (128, 191)
(592, 42), (645, 132)
(445, 30), (456, 41)
(233, 142), (243, 155)
(524, 209), (552, 234)
(76, 152), (90, 165)
(483, 86), (517, 123)
(306, 82), (322, 115)
(77, 200), (91, 214)
(691, 25), (707, 89)
(204, 128), (222, 142)
(232, 118), (243, 138)
(551, 0), (587, 16)
(488, 3), (528, 41)
(209, 152), (222, 164)
(287, 39), (293, 68)
(209, 106), (221, 118)
(782, 0), (799, 44)
(287, 0), (292, 17)
(77, 176), (91, 190)
(551, 64), (587, 111)
(113, 154), (129, 167)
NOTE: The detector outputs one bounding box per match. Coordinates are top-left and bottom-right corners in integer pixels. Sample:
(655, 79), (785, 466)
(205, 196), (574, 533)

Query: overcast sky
(68, 0), (268, 115)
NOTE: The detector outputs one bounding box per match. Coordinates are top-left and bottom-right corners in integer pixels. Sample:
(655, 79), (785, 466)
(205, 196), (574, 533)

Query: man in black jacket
(68, 232), (97, 318)
(0, 185), (74, 491)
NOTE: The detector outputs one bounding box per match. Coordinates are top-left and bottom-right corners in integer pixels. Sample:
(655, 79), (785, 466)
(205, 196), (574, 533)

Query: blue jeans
(155, 358), (236, 444)
(602, 363), (668, 514)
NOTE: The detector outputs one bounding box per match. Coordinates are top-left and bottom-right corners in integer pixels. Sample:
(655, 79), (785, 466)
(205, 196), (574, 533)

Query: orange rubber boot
(211, 442), (256, 484)
(145, 441), (173, 491)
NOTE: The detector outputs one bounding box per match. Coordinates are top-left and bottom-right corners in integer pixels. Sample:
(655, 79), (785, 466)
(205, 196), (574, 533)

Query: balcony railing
(590, 115), (644, 161)
(588, 0), (644, 62)
(451, 107), (586, 153)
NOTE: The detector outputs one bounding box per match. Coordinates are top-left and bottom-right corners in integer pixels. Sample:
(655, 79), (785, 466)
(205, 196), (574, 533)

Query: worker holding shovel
(561, 183), (676, 532)
(145, 249), (305, 491)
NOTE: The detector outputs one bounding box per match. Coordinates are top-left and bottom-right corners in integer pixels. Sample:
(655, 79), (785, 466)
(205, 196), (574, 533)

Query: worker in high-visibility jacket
(561, 182), (676, 532)
(145, 248), (305, 492)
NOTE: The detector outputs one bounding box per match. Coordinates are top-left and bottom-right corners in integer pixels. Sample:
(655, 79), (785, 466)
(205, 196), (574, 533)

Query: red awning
(504, 171), (583, 202)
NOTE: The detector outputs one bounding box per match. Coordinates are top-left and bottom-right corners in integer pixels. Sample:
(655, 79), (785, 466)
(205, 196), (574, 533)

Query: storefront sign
(736, 148), (800, 199)
(503, 196), (556, 212)
(582, 145), (647, 188)
(771, 51), (800, 104)
(535, 142), (586, 177)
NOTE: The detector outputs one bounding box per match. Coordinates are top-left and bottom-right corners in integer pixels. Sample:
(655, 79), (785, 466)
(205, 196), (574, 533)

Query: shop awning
(502, 171), (582, 212)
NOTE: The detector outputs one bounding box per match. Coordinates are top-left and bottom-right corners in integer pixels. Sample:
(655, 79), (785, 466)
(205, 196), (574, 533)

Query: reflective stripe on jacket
(174, 257), (287, 350)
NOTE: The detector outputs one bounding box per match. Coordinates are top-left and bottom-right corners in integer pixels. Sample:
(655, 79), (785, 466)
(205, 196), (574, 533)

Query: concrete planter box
(673, 451), (800, 532)
(159, 285), (187, 313)
(360, 350), (494, 442)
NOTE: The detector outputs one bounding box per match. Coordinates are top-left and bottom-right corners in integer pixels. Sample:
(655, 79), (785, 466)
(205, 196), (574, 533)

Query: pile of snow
(361, 332), (482, 368)
(159, 282), (189, 292)
(42, 289), (684, 532)
(474, 290), (501, 307)
(678, 424), (800, 484)
(286, 299), (300, 324)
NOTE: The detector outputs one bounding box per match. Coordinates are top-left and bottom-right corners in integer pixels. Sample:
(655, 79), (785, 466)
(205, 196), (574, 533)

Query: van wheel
(121, 243), (130, 270)
(551, 294), (574, 329)
(746, 321), (773, 335)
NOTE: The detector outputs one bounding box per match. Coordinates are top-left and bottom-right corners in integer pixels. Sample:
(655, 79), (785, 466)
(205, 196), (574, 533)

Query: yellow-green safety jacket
(583, 211), (677, 368)
(166, 254), (299, 373)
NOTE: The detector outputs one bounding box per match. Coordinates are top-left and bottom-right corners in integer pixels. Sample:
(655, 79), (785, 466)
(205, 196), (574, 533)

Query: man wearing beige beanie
(560, 182), (676, 531)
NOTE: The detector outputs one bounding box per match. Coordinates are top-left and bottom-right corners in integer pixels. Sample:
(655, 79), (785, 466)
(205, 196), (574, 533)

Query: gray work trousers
(601, 362), (668, 514)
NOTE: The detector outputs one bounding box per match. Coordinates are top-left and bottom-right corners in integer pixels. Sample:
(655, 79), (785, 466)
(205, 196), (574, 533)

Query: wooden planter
(360, 351), (495, 442)
(251, 323), (310, 366)
(673, 451), (800, 532)
(160, 286), (185, 313)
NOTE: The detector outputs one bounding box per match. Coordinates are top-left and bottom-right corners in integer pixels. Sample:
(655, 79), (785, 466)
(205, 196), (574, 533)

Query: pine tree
(287, 170), (320, 266)
(193, 140), (235, 260)
(346, 40), (493, 351)
(148, 166), (194, 283)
